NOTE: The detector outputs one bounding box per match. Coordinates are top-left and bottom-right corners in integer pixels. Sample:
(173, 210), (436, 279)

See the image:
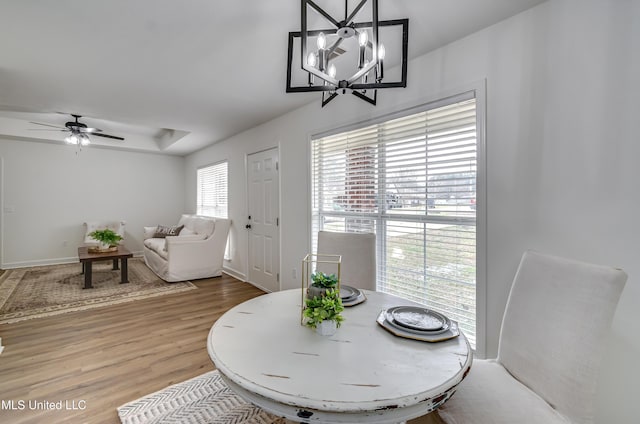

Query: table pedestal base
(220, 373), (449, 424)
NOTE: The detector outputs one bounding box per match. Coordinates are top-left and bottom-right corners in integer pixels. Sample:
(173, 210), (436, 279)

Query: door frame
(245, 146), (281, 292)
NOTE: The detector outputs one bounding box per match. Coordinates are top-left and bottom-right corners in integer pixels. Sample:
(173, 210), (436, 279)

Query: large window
(312, 92), (479, 346)
(197, 161), (228, 218)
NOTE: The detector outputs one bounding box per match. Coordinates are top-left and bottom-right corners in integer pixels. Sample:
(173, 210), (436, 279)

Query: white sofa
(143, 214), (231, 282)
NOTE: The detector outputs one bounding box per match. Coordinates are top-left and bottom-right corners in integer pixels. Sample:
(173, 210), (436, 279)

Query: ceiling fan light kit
(30, 114), (124, 148)
(286, 0), (408, 107)
(65, 132), (90, 146)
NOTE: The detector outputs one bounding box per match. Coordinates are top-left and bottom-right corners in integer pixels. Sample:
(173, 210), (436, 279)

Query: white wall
(185, 1), (640, 422)
(0, 138), (185, 267)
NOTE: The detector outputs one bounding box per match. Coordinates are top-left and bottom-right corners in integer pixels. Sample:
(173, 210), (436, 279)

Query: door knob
(245, 224), (252, 229)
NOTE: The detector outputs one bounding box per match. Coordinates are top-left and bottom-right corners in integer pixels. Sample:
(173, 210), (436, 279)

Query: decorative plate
(389, 306), (448, 331)
(384, 309), (450, 335)
(342, 287), (366, 307)
(339, 285), (359, 302)
(376, 311), (459, 342)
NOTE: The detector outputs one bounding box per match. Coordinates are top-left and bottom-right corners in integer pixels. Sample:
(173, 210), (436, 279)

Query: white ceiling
(0, 0), (546, 155)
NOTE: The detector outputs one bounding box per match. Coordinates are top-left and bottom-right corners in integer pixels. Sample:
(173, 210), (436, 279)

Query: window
(197, 161), (228, 218)
(312, 92), (479, 347)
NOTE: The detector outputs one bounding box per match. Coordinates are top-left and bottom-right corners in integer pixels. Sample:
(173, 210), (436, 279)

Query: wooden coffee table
(77, 246), (133, 289)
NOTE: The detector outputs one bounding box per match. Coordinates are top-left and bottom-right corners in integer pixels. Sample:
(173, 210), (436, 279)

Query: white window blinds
(312, 93), (478, 346)
(197, 161), (228, 219)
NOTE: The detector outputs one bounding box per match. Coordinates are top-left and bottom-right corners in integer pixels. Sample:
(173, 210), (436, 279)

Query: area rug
(0, 258), (196, 324)
(117, 370), (286, 424)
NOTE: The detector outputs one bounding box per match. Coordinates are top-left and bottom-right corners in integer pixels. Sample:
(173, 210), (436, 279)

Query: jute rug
(117, 370), (287, 424)
(0, 258), (196, 324)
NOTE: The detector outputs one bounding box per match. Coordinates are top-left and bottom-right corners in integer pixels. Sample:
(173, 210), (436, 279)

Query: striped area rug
(117, 370), (287, 424)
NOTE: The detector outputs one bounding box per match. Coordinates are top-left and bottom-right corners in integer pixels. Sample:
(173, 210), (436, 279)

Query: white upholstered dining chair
(316, 230), (376, 291)
(436, 250), (627, 424)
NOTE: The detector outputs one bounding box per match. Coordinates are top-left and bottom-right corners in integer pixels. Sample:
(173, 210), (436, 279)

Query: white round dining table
(207, 289), (472, 423)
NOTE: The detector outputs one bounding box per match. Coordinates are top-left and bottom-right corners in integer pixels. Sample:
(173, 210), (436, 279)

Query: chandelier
(286, 0), (408, 107)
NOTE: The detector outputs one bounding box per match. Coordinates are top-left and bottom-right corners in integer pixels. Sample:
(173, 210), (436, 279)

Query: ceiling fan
(30, 114), (125, 146)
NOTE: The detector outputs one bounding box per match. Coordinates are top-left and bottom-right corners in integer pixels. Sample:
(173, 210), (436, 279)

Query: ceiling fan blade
(28, 129), (68, 132)
(29, 121), (65, 129)
(80, 127), (102, 133)
(92, 132), (125, 141)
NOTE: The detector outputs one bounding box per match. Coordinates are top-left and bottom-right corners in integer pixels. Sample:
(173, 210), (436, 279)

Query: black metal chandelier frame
(286, 0), (408, 106)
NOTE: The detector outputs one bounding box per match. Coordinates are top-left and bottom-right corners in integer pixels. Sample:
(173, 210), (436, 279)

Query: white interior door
(247, 148), (280, 292)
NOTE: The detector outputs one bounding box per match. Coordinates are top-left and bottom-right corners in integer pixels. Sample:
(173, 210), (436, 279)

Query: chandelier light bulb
(80, 134), (91, 146)
(317, 32), (326, 50)
(307, 52), (317, 67)
(358, 30), (368, 69)
(378, 43), (386, 60)
(328, 63), (337, 78)
(376, 43), (386, 82)
(307, 53), (316, 85)
(359, 31), (368, 47)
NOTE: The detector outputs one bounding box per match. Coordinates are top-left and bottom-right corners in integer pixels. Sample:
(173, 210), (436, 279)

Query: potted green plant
(307, 271), (339, 299)
(89, 229), (123, 251)
(303, 288), (344, 336)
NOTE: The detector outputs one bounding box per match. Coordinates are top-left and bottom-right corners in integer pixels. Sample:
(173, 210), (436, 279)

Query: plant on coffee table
(89, 229), (123, 249)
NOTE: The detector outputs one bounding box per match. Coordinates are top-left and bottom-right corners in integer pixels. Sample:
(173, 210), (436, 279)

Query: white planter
(316, 320), (338, 336)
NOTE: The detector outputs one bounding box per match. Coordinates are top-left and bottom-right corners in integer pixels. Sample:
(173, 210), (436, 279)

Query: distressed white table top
(207, 289), (472, 422)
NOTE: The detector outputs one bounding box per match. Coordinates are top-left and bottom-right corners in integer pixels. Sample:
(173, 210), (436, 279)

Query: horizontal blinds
(197, 161), (228, 219)
(312, 97), (477, 347)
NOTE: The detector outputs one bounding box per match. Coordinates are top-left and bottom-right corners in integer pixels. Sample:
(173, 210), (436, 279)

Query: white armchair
(83, 221), (126, 246)
(143, 214), (231, 282)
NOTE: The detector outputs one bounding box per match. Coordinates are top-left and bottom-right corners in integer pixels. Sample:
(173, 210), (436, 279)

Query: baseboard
(222, 266), (246, 282)
(2, 257), (79, 269)
(222, 267), (272, 293)
(2, 251), (145, 269)
(245, 281), (274, 293)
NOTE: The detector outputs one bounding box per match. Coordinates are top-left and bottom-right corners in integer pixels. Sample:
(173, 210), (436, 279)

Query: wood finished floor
(0, 273), (442, 424)
(0, 274), (266, 424)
